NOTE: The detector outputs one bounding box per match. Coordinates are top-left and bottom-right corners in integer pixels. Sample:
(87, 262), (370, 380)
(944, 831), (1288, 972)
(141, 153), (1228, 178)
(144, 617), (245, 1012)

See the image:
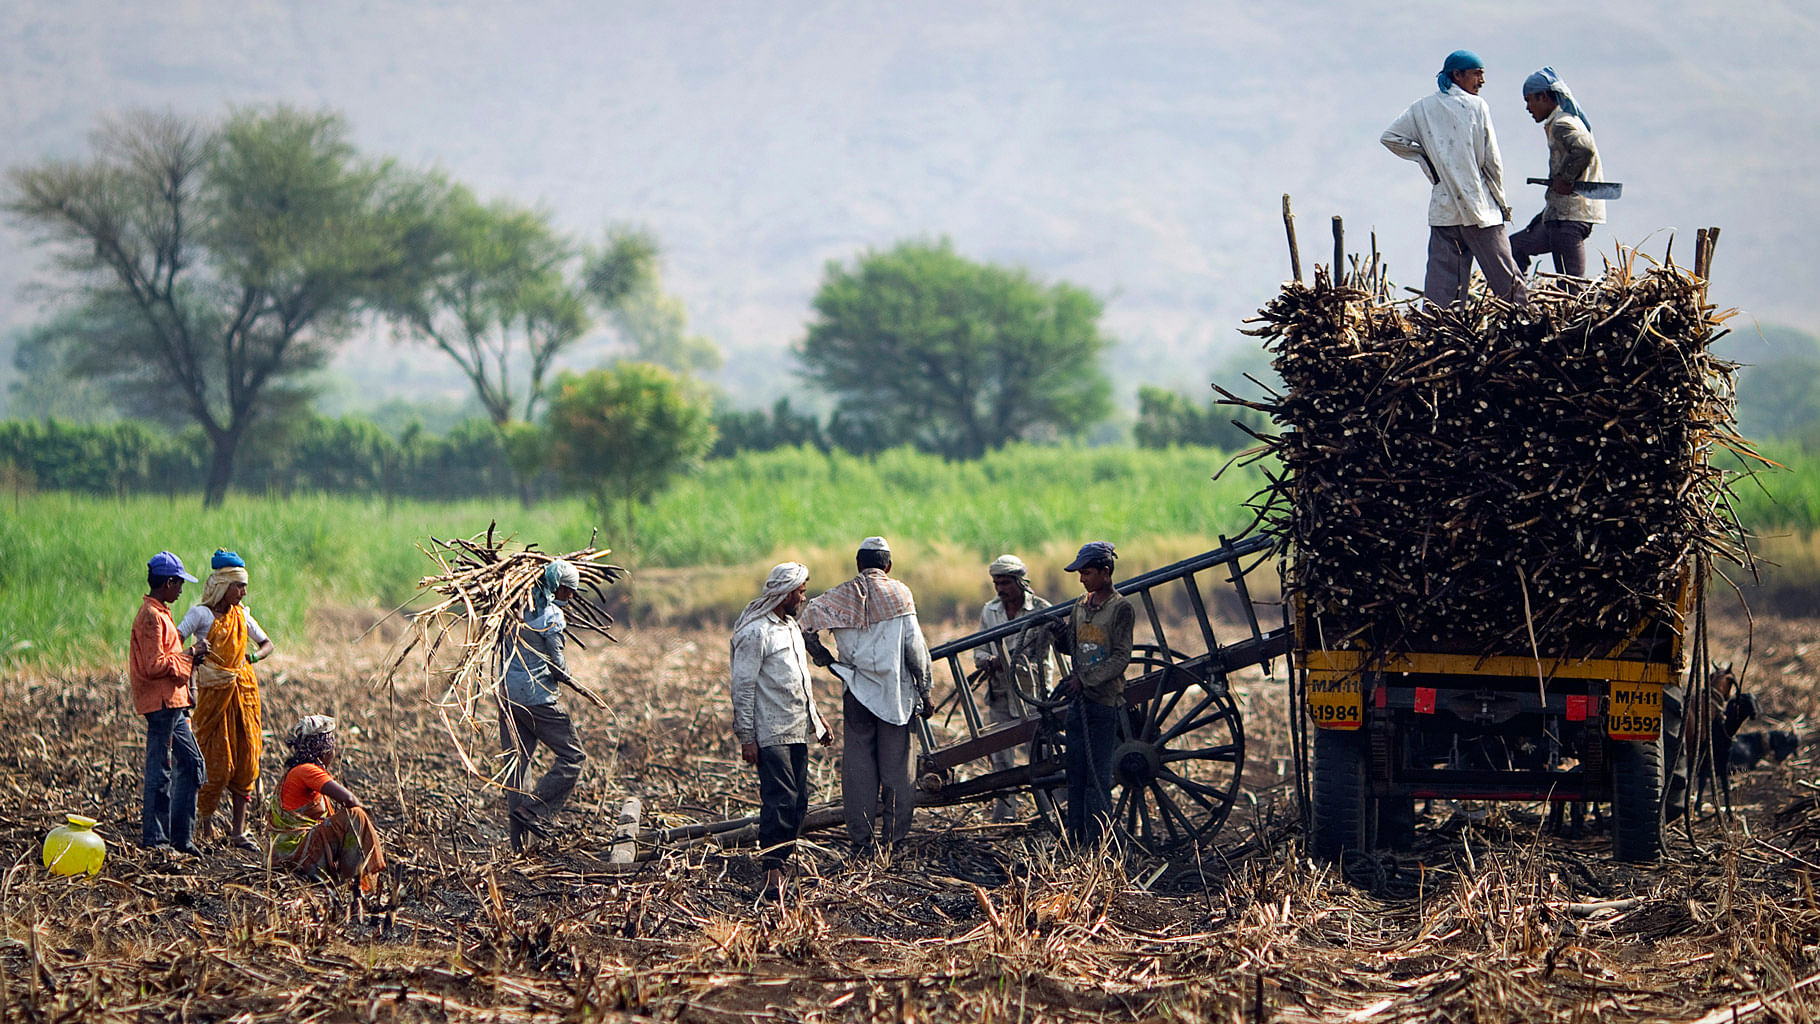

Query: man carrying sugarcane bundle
(973, 554), (1053, 823)
(799, 536), (933, 859)
(731, 562), (832, 903)
(499, 559), (588, 852)
(1381, 49), (1527, 306)
(1508, 67), (1605, 281)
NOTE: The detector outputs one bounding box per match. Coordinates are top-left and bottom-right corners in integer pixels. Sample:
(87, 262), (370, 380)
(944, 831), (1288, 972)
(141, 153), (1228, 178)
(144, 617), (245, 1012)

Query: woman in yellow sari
(270, 715), (387, 891)
(178, 550), (274, 849)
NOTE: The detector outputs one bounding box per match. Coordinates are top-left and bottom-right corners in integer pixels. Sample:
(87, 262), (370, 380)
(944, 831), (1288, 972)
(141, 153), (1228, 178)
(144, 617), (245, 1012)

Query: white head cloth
(858, 536), (891, 554)
(734, 562), (810, 633)
(289, 714), (336, 742)
(988, 554), (1027, 578)
(199, 566), (249, 608)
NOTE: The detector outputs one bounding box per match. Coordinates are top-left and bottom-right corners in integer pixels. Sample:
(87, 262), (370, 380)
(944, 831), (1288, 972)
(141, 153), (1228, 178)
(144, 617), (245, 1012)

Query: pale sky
(2, 0), (1814, 407)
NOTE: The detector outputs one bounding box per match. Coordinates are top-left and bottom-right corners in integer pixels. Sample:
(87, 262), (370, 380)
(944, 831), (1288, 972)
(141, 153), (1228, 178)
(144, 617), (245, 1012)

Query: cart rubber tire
(1312, 727), (1369, 863)
(1611, 737), (1662, 862)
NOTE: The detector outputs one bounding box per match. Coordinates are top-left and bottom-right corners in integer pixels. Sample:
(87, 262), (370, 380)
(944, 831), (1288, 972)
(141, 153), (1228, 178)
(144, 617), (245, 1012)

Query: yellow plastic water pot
(42, 814), (106, 876)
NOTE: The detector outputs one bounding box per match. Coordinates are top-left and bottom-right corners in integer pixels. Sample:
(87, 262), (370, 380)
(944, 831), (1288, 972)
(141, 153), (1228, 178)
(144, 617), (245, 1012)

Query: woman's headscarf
(531, 559), (581, 619)
(283, 715), (337, 772)
(734, 562), (810, 633)
(199, 565), (249, 608)
(1437, 49), (1483, 93)
(1522, 66), (1590, 127)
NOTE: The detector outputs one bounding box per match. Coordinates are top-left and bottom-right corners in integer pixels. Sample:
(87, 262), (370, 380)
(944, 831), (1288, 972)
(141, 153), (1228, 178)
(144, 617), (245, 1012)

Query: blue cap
(148, 551), (197, 582)
(211, 549), (245, 570)
(1064, 541), (1118, 573)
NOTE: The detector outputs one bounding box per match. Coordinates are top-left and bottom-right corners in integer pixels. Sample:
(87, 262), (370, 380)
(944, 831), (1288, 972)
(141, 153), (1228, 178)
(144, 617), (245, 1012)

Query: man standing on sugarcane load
(1381, 49), (1527, 306)
(799, 537), (933, 858)
(499, 559), (588, 852)
(973, 554), (1053, 823)
(1508, 67), (1604, 281)
(1048, 541), (1134, 851)
(730, 562), (832, 903)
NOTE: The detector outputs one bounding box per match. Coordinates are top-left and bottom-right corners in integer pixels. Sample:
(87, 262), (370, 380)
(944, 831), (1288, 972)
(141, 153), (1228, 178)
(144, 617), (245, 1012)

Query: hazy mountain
(2, 0), (1815, 413)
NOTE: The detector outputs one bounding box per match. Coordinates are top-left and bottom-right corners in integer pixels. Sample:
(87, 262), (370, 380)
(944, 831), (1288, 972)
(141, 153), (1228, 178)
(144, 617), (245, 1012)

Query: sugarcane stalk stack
(376, 524), (625, 777)
(1227, 250), (1759, 660)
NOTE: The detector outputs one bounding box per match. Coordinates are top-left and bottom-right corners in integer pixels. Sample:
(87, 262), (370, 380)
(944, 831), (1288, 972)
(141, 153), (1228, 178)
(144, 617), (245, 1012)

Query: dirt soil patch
(3, 608), (1819, 1022)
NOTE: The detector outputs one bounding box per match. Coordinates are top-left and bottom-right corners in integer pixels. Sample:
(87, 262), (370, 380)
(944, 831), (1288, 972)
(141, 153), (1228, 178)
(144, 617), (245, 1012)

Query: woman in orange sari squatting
(270, 715), (388, 890)
(178, 549), (275, 849)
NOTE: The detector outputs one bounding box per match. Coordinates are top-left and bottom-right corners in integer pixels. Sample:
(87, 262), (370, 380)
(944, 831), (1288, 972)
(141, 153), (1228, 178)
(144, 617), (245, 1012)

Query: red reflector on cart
(1414, 687), (1436, 714)
(1565, 695), (1590, 722)
(1374, 686), (1387, 708)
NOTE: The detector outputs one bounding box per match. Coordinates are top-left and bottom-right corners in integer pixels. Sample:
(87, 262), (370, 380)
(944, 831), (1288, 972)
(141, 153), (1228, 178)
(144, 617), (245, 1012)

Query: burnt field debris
(3, 247), (1817, 1021)
(1, 613), (1818, 1022)
(1230, 251), (1763, 658)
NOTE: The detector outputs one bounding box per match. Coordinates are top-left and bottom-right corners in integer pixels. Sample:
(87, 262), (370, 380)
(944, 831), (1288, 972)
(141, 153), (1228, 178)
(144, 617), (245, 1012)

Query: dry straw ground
(3, 607), (1820, 1023)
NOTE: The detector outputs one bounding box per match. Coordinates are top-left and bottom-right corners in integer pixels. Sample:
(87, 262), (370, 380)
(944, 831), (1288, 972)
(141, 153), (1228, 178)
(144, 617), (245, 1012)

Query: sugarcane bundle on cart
(1227, 248), (1762, 660)
(375, 524), (626, 778)
(1221, 233), (1771, 861)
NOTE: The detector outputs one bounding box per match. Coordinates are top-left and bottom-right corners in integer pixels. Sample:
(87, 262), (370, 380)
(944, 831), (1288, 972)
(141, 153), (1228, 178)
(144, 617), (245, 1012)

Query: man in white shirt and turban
(800, 537), (933, 858)
(1382, 49), (1527, 306)
(731, 562), (831, 902)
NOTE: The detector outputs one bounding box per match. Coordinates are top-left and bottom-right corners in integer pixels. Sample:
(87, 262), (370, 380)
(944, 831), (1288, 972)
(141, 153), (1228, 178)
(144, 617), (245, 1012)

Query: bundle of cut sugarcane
(376, 523), (626, 777)
(1226, 250), (1761, 660)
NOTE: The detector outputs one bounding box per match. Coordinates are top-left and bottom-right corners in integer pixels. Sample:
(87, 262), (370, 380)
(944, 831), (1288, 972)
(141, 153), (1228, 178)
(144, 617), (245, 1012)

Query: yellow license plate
(1307, 675), (1362, 730)
(1606, 679), (1663, 740)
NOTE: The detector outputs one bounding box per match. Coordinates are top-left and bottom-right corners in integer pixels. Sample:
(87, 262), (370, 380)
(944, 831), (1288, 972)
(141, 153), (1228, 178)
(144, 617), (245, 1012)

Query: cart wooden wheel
(1109, 648), (1246, 853)
(1027, 731), (1068, 835)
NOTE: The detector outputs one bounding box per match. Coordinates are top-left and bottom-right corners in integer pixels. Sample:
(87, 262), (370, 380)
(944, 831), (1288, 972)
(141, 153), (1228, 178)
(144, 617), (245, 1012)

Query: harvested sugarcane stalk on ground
(376, 524), (626, 777)
(1225, 250), (1768, 659)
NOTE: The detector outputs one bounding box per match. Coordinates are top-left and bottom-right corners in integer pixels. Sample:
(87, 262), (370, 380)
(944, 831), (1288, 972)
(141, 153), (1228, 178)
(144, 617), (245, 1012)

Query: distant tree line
(1133, 386), (1275, 451)
(0, 417), (526, 501)
(6, 107), (1245, 508)
(3, 106), (713, 509)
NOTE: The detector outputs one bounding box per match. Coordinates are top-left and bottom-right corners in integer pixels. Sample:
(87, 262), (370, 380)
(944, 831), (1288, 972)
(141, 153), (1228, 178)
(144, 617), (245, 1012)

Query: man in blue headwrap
(498, 558), (588, 851)
(1508, 67), (1605, 280)
(1382, 49), (1527, 306)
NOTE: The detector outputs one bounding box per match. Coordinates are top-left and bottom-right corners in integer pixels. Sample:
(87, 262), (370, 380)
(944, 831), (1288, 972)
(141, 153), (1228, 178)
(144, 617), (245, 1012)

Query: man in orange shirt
(131, 551), (208, 853)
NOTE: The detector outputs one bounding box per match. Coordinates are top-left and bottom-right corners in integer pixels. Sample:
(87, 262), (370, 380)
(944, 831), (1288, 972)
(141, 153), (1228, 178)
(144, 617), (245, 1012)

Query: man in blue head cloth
(1381, 49), (1527, 306)
(498, 558), (588, 852)
(1508, 67), (1605, 281)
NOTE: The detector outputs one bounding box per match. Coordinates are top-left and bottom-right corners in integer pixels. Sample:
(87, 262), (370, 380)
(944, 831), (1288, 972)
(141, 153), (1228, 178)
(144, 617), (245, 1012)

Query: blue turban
(531, 559), (581, 618)
(211, 549), (245, 570)
(1437, 49), (1484, 93)
(1522, 66), (1590, 127)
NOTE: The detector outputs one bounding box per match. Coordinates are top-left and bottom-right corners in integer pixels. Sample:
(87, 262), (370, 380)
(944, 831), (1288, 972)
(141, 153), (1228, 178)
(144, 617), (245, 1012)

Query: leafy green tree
(385, 189), (656, 501)
(606, 278), (723, 374)
(1725, 325), (1820, 448)
(712, 397), (826, 457)
(1134, 386), (1274, 451)
(546, 363), (716, 544)
(5, 107), (432, 505)
(3, 314), (123, 421)
(798, 239), (1113, 459)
